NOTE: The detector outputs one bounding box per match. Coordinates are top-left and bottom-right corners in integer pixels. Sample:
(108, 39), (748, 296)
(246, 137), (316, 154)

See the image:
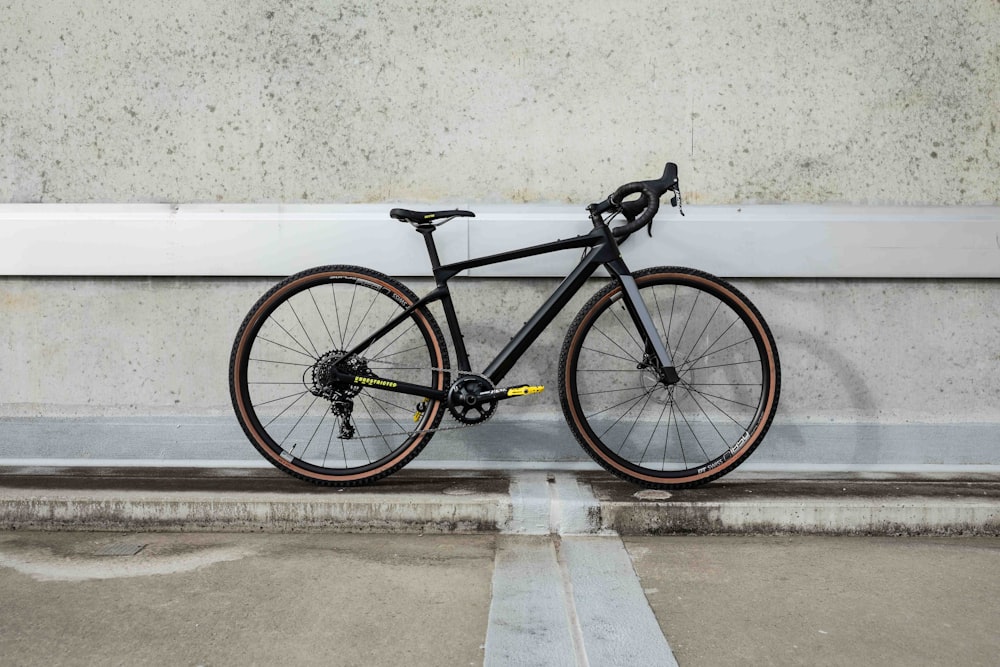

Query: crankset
(447, 375), (498, 425)
(446, 375), (546, 425)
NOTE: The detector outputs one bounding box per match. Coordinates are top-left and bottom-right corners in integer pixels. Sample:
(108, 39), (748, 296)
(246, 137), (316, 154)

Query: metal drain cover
(94, 542), (146, 557)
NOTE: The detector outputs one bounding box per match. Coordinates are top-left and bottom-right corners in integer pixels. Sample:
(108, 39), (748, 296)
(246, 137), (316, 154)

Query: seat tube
(416, 225), (442, 269)
(604, 259), (680, 382)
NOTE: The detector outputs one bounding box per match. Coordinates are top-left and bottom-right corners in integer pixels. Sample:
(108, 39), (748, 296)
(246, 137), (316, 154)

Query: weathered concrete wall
(2, 0), (997, 205)
(2, 2), (997, 465)
(2, 276), (997, 424)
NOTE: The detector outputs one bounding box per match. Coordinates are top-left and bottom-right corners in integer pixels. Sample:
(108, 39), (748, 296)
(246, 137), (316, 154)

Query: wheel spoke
(279, 395), (321, 447)
(634, 395), (669, 461)
(682, 358), (760, 372)
(681, 385), (736, 447)
(331, 284), (345, 347)
(678, 300), (722, 368)
(262, 391), (310, 429)
(672, 399), (710, 462)
(585, 389), (654, 420)
(617, 390), (655, 454)
(670, 400), (688, 469)
(367, 393), (417, 428)
(370, 322), (418, 360)
(341, 284), (358, 349)
(659, 395), (674, 470)
(269, 317), (316, 360)
(651, 285), (675, 357)
(256, 336), (317, 360)
(684, 332), (753, 368)
(372, 344), (427, 361)
(672, 289), (700, 358)
(581, 346), (642, 365)
(345, 290), (380, 349)
(252, 390), (310, 408)
(679, 382), (755, 431)
(591, 324), (642, 364)
(598, 390), (653, 439)
(578, 386), (646, 397)
(287, 300), (320, 358)
(608, 305), (644, 356)
(249, 358), (313, 368)
(358, 396), (393, 453)
(297, 405), (330, 460)
(309, 289), (337, 348)
(249, 381), (313, 385)
(678, 381), (760, 410)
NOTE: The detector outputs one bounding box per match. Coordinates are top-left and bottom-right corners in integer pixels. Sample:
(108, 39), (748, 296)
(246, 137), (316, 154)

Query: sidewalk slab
(1, 467), (999, 536)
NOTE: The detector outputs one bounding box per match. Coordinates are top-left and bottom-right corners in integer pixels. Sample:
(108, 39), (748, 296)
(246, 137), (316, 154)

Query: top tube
(434, 225), (615, 282)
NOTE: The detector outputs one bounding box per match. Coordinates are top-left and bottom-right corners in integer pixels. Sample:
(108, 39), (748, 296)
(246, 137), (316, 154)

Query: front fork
(605, 260), (681, 385)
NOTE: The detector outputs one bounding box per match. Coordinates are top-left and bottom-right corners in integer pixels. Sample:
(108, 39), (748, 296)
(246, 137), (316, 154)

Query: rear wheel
(559, 267), (780, 488)
(230, 266), (449, 486)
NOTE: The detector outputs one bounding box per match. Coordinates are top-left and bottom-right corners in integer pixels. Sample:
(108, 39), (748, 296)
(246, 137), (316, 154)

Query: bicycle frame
(330, 219), (678, 400)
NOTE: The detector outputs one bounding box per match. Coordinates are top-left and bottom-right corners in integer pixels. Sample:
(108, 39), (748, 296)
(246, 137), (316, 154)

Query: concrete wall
(3, 276), (998, 423)
(1, 1), (997, 466)
(2, 1), (997, 205)
(2, 275), (998, 468)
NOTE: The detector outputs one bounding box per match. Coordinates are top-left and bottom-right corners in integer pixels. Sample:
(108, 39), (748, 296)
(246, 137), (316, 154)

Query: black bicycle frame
(331, 220), (678, 400)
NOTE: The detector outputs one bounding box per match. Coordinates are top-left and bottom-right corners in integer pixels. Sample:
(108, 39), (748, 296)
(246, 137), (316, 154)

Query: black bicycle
(229, 162), (780, 488)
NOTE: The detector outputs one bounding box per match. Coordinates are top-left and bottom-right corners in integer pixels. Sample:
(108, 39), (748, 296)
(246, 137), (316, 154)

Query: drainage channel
(484, 472), (678, 667)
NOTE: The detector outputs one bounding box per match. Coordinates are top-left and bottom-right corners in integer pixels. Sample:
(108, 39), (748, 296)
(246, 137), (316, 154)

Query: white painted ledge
(1, 203), (997, 278)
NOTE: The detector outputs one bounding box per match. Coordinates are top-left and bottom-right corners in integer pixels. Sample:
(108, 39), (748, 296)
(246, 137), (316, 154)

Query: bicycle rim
(561, 268), (779, 487)
(230, 267), (448, 484)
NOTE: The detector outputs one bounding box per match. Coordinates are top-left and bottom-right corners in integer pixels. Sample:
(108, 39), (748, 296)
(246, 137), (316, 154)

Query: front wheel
(559, 267), (780, 488)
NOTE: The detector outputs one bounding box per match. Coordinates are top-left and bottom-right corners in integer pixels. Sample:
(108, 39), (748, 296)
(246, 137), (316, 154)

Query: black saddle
(389, 208), (476, 224)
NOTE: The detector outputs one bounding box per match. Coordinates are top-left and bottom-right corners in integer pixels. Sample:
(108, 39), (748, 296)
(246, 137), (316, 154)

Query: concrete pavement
(2, 530), (998, 666)
(2, 466), (1000, 665)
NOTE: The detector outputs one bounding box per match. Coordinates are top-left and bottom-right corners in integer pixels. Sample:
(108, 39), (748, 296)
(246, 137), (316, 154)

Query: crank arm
(478, 384), (545, 402)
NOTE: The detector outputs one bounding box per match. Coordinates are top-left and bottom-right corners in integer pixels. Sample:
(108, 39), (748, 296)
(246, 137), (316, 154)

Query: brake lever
(647, 184), (686, 238)
(670, 184), (685, 217)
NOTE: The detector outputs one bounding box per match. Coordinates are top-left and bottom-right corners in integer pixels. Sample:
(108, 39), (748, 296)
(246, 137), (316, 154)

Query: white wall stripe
(2, 204), (997, 278)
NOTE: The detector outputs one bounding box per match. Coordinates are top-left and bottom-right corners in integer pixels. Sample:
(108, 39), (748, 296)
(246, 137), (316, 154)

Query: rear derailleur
(330, 398), (356, 439)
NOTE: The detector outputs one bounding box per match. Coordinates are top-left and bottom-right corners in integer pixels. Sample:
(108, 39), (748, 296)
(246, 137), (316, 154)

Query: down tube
(483, 248), (603, 384)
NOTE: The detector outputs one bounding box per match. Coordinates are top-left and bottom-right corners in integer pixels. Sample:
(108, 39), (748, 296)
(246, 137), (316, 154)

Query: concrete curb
(1, 467), (999, 536)
(600, 498), (1000, 536)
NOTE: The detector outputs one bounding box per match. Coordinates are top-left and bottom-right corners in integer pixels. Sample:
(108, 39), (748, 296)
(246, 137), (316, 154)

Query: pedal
(504, 385), (545, 397)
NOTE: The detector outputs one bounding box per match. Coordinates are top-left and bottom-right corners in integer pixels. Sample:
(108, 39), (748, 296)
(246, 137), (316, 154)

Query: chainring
(447, 375), (497, 425)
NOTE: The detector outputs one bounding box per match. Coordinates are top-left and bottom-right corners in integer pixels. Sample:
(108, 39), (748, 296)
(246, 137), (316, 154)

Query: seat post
(415, 225), (442, 270)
